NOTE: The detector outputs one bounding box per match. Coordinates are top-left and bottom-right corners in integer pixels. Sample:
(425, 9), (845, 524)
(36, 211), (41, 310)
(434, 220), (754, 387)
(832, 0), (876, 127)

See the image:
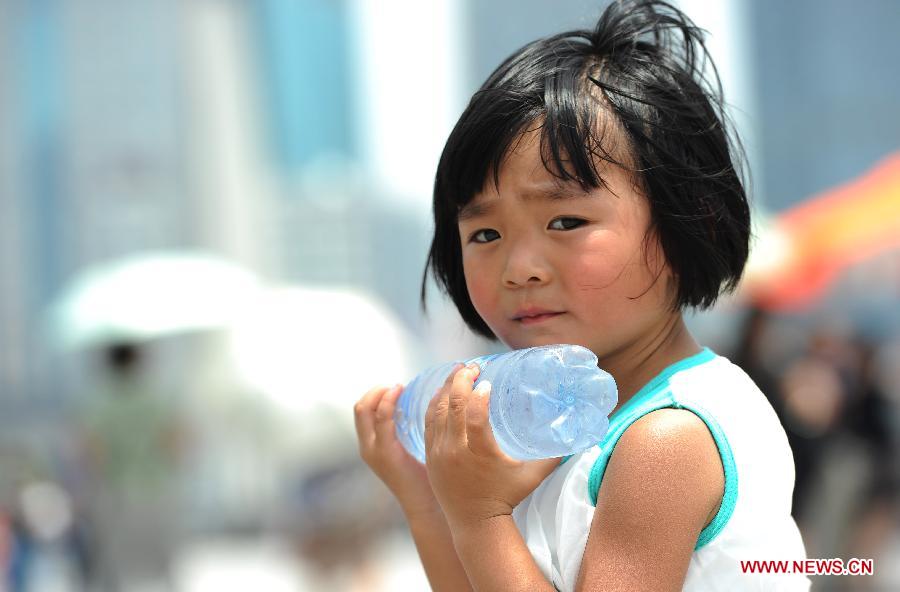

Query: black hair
(421, 0), (751, 341)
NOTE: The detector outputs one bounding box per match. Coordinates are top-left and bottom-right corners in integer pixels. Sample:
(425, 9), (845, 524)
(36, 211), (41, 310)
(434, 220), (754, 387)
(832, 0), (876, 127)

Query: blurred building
(750, 0), (900, 211)
(0, 0), (898, 481)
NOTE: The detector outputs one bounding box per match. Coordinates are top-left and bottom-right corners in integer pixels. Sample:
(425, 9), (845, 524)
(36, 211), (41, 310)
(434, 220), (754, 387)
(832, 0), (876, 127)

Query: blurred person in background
(0, 448), (86, 592)
(80, 342), (186, 592)
(0, 504), (32, 592)
(778, 325), (900, 577)
(778, 329), (852, 558)
(732, 307), (784, 417)
(839, 338), (900, 590)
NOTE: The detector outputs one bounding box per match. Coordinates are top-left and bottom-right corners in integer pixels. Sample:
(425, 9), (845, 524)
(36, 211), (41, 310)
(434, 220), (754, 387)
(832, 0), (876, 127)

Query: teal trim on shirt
(586, 347), (737, 551)
(607, 348), (717, 425)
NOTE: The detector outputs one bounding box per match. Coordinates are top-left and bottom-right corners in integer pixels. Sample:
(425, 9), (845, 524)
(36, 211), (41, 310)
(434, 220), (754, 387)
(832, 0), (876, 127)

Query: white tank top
(511, 348), (812, 591)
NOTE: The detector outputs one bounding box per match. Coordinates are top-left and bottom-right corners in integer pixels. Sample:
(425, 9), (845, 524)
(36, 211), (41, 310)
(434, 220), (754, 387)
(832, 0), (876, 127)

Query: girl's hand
(354, 380), (457, 520)
(424, 363), (561, 533)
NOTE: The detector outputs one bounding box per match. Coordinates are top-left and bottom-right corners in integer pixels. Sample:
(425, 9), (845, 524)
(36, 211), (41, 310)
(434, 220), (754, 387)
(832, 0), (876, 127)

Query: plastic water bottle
(394, 344), (618, 463)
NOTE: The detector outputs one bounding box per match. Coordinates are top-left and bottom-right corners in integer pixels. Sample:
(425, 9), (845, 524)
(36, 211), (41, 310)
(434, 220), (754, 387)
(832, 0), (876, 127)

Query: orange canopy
(748, 152), (900, 311)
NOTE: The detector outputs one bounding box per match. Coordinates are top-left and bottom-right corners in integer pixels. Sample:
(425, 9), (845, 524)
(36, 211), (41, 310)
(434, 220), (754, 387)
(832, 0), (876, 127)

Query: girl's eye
(548, 217), (586, 231)
(470, 228), (500, 243)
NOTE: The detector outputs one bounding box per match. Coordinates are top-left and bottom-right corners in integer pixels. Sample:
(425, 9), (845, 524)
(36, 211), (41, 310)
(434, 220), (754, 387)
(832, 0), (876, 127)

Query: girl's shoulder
(576, 407), (725, 589)
(603, 406), (724, 525)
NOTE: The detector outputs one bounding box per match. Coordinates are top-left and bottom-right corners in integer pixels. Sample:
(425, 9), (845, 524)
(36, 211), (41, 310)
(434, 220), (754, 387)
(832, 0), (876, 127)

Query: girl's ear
(638, 226), (677, 308)
(645, 229), (669, 276)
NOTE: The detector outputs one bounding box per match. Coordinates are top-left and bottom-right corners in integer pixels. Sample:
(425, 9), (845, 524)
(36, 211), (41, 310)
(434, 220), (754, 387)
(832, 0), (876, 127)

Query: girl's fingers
(354, 385), (390, 449)
(424, 363), (463, 456)
(423, 388), (438, 453)
(441, 363), (465, 391)
(465, 380), (499, 457)
(447, 363), (480, 445)
(373, 383), (404, 443)
(425, 383), (449, 455)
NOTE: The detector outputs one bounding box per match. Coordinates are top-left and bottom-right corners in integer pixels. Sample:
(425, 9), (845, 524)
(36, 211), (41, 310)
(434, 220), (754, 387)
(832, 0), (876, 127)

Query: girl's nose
(501, 244), (551, 288)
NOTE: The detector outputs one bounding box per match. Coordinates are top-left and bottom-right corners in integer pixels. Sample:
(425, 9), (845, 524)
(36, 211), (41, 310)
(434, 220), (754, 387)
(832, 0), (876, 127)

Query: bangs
(436, 41), (630, 213)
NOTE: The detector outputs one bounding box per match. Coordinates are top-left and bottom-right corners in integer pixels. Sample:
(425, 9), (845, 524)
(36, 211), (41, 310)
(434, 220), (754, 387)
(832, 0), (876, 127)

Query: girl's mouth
(517, 312), (564, 325)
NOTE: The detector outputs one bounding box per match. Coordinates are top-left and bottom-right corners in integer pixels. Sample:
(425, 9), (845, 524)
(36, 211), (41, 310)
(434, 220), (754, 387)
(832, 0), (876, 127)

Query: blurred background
(0, 0), (898, 590)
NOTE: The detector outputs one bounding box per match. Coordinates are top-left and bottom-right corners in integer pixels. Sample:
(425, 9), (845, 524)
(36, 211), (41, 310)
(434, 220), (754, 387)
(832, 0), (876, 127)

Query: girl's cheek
(570, 248), (620, 291)
(464, 267), (500, 320)
(466, 273), (493, 311)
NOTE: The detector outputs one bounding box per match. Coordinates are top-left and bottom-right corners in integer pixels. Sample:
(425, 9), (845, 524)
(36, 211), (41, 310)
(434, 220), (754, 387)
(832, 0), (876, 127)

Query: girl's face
(458, 130), (676, 361)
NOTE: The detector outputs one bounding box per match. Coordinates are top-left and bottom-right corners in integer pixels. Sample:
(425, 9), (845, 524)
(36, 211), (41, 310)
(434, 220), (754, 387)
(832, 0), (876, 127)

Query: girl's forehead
(459, 180), (589, 223)
(474, 131), (582, 201)
(457, 121), (641, 223)
(487, 126), (632, 198)
(459, 161), (642, 225)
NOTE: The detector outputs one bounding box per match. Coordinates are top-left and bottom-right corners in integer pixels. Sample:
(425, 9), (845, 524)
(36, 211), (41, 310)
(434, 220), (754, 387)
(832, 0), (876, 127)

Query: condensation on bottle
(394, 344), (618, 463)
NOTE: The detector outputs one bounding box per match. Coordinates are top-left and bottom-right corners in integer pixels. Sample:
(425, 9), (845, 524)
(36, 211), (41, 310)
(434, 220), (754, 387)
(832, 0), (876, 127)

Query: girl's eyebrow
(458, 185), (589, 222)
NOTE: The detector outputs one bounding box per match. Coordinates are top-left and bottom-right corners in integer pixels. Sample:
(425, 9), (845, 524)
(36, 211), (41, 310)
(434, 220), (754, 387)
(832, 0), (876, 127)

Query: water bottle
(394, 344), (618, 463)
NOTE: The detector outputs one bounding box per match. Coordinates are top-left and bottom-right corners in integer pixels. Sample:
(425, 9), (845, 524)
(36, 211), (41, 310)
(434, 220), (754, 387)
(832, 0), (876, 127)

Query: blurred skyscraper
(1, 0), (190, 406)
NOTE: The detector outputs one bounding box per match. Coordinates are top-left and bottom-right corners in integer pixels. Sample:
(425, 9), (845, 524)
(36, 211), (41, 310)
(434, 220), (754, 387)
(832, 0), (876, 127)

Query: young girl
(354, 1), (810, 589)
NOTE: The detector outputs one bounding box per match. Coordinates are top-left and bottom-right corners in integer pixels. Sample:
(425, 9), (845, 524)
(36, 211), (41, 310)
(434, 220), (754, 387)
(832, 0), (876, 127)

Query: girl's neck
(601, 314), (701, 416)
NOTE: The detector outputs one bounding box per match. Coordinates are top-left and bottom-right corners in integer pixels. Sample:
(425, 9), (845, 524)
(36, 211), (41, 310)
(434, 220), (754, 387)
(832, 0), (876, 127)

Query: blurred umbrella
(744, 152), (900, 310)
(229, 285), (415, 413)
(48, 251), (262, 350)
(227, 285), (416, 460)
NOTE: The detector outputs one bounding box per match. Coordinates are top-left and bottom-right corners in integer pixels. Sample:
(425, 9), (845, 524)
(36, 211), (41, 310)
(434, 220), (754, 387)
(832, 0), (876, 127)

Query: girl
(354, 1), (810, 590)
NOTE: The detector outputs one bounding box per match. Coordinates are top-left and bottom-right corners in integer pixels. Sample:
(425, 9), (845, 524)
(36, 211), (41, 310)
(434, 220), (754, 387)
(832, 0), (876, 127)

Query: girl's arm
(354, 382), (473, 591)
(406, 505), (474, 592)
(575, 408), (725, 591)
(450, 514), (555, 591)
(424, 365), (561, 591)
